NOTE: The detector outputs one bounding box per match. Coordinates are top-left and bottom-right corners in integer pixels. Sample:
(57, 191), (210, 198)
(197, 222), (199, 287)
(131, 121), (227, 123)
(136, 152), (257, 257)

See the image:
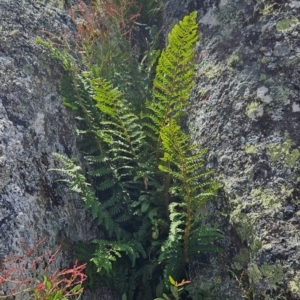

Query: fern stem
(163, 167), (171, 222)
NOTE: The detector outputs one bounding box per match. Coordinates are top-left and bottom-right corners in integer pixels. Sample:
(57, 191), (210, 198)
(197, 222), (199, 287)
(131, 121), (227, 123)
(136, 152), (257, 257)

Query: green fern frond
(158, 120), (221, 264)
(108, 205), (123, 217)
(128, 239), (147, 260)
(144, 11), (198, 148)
(114, 214), (131, 223)
(159, 203), (185, 267)
(88, 167), (112, 177)
(36, 37), (76, 71)
(91, 77), (145, 160)
(98, 178), (116, 191)
(135, 218), (151, 240)
(51, 153), (123, 238)
(188, 227), (223, 257)
(91, 240), (133, 274)
(74, 241), (99, 290)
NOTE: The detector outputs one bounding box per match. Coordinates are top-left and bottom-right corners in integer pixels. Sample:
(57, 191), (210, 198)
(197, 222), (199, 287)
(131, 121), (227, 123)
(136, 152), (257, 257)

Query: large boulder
(163, 0), (300, 299)
(0, 1), (108, 298)
(3, 0), (300, 299)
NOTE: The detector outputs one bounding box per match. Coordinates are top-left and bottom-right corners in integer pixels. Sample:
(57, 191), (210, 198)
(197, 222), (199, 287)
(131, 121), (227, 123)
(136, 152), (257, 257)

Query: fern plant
(158, 121), (221, 264)
(45, 10), (222, 299)
(144, 10), (198, 146)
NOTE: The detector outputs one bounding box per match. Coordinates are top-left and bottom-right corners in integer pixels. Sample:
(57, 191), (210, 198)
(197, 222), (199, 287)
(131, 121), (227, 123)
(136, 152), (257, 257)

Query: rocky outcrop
(0, 0), (106, 298)
(164, 0), (300, 299)
(2, 0), (300, 299)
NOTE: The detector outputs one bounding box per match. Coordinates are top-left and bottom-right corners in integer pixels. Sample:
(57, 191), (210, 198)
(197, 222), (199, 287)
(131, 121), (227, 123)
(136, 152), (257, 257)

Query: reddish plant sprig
(0, 237), (87, 299)
(68, 0), (142, 50)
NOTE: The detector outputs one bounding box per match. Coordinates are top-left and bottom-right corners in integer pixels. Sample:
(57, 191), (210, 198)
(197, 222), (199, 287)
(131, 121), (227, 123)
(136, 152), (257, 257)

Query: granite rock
(163, 0), (300, 299)
(0, 1), (108, 298)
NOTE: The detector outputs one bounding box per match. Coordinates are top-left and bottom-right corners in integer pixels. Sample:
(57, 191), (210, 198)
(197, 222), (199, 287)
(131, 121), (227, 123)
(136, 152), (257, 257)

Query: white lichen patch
(219, 0), (229, 7)
(272, 86), (291, 105)
(257, 86), (273, 103)
(32, 112), (45, 136)
(273, 42), (290, 57)
(289, 1), (300, 8)
(200, 8), (219, 26)
(292, 102), (300, 112)
(198, 62), (223, 80)
(251, 188), (282, 210)
(289, 279), (300, 294)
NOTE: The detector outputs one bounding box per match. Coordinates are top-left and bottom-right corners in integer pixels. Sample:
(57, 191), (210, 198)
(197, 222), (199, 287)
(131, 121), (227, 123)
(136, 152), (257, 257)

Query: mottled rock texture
(164, 0), (300, 299)
(0, 1), (111, 299)
(2, 0), (300, 299)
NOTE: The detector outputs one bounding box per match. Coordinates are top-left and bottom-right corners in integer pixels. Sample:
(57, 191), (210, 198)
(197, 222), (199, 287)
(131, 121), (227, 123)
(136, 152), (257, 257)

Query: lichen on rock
(163, 0), (300, 298)
(0, 1), (109, 299)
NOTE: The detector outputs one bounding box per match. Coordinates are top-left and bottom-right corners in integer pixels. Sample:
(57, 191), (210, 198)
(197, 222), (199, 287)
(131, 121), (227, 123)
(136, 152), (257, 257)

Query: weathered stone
(0, 1), (112, 299)
(3, 0), (300, 299)
(163, 0), (300, 299)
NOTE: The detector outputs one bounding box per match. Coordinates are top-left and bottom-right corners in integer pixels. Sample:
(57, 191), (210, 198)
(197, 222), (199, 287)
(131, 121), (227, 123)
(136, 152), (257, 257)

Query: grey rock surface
(0, 1), (112, 299)
(163, 0), (300, 299)
(3, 0), (300, 299)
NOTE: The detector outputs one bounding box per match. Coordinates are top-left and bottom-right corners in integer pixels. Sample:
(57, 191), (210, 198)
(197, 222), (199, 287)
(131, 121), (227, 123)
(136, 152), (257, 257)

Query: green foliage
(158, 121), (221, 264)
(155, 276), (191, 300)
(74, 242), (99, 290)
(50, 153), (123, 238)
(47, 10), (222, 300)
(91, 239), (141, 273)
(144, 11), (198, 145)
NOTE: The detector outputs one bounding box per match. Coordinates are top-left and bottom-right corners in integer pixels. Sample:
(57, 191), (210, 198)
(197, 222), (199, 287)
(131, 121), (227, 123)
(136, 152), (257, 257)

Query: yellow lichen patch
(227, 54), (241, 68)
(251, 185), (295, 214)
(245, 101), (263, 119)
(260, 73), (267, 81)
(267, 143), (282, 162)
(261, 3), (278, 16)
(286, 149), (300, 168)
(244, 143), (257, 155)
(261, 56), (271, 64)
(214, 276), (222, 284)
(252, 188), (280, 209)
(251, 188), (282, 210)
(197, 88), (208, 98)
(267, 139), (300, 168)
(199, 63), (222, 80)
(276, 17), (299, 32)
(289, 279), (300, 294)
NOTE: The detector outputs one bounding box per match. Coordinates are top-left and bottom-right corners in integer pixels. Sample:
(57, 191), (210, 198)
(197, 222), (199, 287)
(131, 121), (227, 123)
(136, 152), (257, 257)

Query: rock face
(2, 0), (300, 299)
(164, 0), (300, 299)
(0, 1), (106, 298)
